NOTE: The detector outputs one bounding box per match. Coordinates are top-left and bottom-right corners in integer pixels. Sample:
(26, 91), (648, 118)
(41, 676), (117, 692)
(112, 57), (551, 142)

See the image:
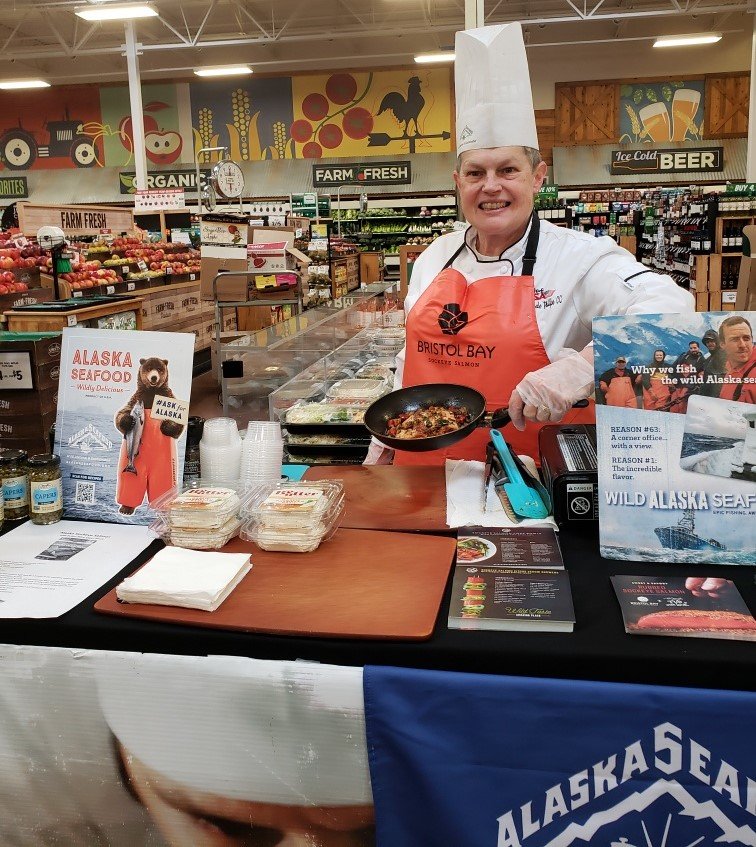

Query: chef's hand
(509, 348), (595, 431)
(685, 577), (728, 598)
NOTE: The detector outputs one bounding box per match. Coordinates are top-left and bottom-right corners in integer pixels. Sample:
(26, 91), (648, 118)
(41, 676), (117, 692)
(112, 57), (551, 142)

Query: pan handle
(490, 407), (511, 429)
(486, 398), (589, 430)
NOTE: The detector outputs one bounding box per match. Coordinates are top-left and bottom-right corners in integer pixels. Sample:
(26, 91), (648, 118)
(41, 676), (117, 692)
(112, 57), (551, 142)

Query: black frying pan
(364, 384), (511, 452)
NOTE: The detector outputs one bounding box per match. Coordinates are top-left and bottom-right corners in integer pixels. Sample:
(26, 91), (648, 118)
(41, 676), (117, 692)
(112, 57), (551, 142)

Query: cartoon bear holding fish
(114, 357), (184, 515)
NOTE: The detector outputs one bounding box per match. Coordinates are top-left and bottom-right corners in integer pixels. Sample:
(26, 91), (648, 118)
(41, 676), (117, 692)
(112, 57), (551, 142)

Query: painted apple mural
(118, 101), (183, 164)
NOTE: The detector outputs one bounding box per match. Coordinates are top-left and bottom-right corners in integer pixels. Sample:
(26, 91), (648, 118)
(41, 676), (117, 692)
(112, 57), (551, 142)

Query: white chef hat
(455, 22), (539, 154)
(96, 653), (372, 806)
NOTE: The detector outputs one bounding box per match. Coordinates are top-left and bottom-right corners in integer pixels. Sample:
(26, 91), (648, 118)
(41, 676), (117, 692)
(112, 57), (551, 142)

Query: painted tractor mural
(0, 112), (98, 169)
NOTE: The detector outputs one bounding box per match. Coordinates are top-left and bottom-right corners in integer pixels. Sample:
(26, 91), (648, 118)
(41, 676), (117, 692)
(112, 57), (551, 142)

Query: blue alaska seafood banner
(363, 665), (756, 847)
(592, 311), (756, 565)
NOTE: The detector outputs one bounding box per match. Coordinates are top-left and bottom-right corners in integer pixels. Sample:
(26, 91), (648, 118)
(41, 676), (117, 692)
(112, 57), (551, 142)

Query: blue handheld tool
(490, 429), (549, 519)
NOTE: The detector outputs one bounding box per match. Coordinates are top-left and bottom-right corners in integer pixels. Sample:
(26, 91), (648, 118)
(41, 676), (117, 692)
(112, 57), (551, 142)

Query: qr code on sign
(74, 481), (96, 505)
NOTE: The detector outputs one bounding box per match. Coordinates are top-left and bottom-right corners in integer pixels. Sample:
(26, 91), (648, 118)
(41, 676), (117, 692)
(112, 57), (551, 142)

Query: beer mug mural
(639, 102), (672, 143)
(672, 88), (701, 140)
(619, 81), (704, 144)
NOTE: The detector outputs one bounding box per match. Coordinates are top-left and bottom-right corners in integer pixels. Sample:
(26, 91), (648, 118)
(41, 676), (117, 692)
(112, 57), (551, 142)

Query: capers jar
(0, 449), (29, 521)
(27, 454), (63, 525)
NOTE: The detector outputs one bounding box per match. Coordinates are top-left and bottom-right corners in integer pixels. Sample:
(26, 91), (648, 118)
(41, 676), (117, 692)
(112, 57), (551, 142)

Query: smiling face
(453, 146), (546, 256)
(721, 320), (754, 368)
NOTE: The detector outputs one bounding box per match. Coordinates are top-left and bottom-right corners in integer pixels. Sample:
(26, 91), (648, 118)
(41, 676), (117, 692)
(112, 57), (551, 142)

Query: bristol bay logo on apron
(495, 721), (755, 847)
(438, 302), (469, 335)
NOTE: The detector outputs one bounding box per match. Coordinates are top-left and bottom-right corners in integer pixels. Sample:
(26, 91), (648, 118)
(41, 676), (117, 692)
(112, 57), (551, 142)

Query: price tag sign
(127, 282), (136, 292)
(72, 290), (83, 298)
(66, 315), (77, 327)
(121, 265), (130, 275)
(137, 260), (148, 272)
(0, 351), (33, 390)
(106, 285), (115, 294)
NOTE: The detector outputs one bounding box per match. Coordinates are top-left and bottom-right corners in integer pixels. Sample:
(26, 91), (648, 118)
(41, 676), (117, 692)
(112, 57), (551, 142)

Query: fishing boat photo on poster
(54, 328), (194, 525)
(592, 311), (756, 565)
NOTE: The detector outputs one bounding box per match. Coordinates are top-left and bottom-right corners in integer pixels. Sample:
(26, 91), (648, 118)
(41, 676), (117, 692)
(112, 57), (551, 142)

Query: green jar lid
(0, 448), (27, 464)
(27, 453), (60, 467)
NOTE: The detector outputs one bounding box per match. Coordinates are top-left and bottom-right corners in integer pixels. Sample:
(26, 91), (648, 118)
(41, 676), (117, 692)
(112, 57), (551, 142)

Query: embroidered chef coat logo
(534, 288), (556, 301)
(438, 303), (469, 335)
(460, 126), (473, 141)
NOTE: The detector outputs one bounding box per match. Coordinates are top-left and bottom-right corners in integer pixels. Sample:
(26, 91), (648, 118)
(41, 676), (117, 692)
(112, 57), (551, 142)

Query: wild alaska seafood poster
(593, 312), (756, 565)
(54, 328), (194, 525)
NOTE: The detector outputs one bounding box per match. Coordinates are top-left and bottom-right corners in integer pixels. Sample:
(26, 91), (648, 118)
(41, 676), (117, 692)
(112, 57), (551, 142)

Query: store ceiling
(0, 0), (751, 86)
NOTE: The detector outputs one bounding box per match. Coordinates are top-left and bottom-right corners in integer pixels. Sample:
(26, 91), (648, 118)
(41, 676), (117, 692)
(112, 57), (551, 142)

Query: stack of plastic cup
(198, 417), (242, 484)
(239, 421), (284, 489)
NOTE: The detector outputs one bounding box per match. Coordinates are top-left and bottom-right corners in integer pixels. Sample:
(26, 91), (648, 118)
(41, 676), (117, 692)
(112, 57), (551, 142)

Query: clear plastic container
(326, 378), (389, 402)
(150, 482), (249, 549)
(240, 480), (345, 552)
(168, 516), (243, 550)
(283, 403), (367, 425)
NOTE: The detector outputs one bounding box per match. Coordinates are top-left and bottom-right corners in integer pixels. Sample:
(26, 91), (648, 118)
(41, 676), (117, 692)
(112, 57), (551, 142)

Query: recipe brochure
(54, 328), (194, 526)
(611, 575), (756, 642)
(448, 564), (574, 632)
(455, 526), (564, 568)
(592, 312), (756, 566)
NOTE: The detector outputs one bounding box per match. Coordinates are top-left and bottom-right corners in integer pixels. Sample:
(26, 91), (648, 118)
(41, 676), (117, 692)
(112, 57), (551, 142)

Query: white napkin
(445, 459), (558, 530)
(116, 546), (252, 612)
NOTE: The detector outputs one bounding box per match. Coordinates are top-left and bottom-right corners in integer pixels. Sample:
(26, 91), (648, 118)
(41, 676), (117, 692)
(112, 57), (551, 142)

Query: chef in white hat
(366, 22), (692, 465)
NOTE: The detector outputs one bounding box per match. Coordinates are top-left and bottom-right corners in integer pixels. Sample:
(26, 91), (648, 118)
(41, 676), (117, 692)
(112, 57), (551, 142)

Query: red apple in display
(144, 130), (183, 164)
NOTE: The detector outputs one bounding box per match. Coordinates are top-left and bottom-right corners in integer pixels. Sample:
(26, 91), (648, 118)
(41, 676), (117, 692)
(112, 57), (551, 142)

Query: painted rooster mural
(377, 76), (425, 135)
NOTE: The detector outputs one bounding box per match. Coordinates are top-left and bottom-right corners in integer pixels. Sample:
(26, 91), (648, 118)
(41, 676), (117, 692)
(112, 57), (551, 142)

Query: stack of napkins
(116, 546), (252, 612)
(445, 459), (557, 529)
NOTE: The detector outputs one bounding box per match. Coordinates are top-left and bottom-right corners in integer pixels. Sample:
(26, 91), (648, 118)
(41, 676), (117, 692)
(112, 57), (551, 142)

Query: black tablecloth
(0, 524), (753, 692)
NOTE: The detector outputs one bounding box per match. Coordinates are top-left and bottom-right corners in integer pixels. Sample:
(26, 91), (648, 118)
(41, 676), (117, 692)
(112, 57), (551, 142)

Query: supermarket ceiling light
(75, 3), (158, 21)
(0, 79), (51, 89)
(653, 33), (722, 48)
(414, 51), (455, 64)
(194, 66), (253, 77)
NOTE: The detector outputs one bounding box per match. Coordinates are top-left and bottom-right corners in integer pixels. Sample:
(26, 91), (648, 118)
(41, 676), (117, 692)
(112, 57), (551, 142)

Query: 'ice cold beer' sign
(610, 147), (723, 175)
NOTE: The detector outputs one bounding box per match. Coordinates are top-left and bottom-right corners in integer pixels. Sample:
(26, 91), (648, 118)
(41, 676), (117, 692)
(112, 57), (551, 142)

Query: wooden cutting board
(303, 465), (449, 533)
(94, 528), (456, 640)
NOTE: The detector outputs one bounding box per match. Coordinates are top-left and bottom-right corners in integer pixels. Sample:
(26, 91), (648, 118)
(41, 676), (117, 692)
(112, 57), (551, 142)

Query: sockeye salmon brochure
(592, 312), (756, 565)
(54, 328), (195, 525)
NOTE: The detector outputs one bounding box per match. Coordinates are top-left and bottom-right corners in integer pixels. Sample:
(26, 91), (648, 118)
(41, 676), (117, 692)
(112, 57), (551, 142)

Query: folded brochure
(455, 526), (564, 568)
(449, 565), (574, 632)
(611, 575), (756, 641)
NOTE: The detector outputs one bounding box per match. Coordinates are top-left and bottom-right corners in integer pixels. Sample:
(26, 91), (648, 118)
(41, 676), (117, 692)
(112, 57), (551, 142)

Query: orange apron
(642, 372), (671, 410)
(395, 215), (594, 466)
(604, 373), (637, 408)
(116, 408), (178, 509)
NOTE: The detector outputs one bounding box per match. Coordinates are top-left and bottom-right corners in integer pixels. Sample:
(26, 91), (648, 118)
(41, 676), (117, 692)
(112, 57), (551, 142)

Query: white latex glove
(508, 347), (595, 431)
(363, 438), (395, 465)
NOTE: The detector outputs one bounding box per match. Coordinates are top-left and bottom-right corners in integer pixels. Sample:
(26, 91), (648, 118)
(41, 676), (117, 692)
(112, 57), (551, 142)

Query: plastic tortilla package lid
(258, 482), (340, 530)
(168, 487), (241, 530)
(169, 516), (242, 550)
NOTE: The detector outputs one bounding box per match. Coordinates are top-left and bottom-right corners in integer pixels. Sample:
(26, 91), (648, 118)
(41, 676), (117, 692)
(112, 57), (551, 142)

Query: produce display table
(2, 295), (144, 332)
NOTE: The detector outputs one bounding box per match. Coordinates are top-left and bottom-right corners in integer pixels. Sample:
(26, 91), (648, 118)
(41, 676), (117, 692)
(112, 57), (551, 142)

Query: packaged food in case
(150, 481), (247, 549)
(241, 480), (345, 552)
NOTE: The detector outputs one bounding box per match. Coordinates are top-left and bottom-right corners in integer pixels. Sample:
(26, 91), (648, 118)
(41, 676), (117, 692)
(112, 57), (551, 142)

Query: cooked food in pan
(386, 404), (470, 439)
